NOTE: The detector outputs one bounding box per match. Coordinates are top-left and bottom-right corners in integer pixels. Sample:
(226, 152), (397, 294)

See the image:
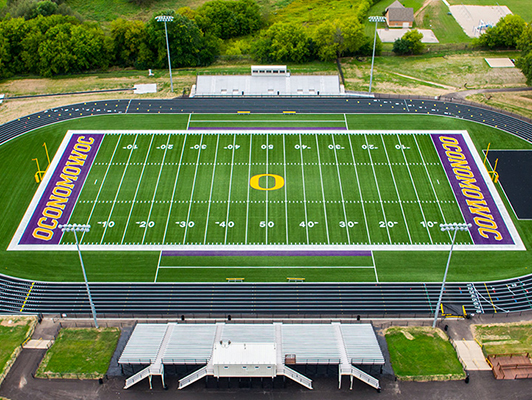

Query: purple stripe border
(162, 250), (372, 257)
(188, 127), (347, 130)
(431, 133), (513, 245)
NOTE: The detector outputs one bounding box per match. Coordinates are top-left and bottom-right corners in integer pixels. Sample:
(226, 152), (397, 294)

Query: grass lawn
(36, 328), (120, 379)
(1, 113), (532, 283)
(0, 317), (35, 379)
(385, 326), (465, 380)
(473, 323), (532, 356)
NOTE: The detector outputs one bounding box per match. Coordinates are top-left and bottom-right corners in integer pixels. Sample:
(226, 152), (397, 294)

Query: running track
(1, 96), (531, 317)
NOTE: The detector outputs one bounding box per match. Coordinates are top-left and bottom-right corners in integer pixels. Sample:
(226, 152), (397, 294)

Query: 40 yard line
(224, 134), (237, 245)
(245, 135), (253, 244)
(182, 134), (205, 244)
(315, 134), (330, 244)
(203, 135), (221, 244)
(331, 134), (351, 243)
(348, 135), (371, 244)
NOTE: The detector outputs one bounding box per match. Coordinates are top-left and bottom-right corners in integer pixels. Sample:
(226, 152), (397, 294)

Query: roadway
(1, 96), (531, 316)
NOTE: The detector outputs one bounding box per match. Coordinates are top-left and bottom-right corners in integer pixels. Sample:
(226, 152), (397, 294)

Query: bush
(393, 29), (425, 55)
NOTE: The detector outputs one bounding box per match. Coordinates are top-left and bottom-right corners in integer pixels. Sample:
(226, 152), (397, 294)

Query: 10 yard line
(99, 134), (140, 244)
(78, 134), (122, 243)
(203, 135), (221, 244)
(118, 135), (156, 244)
(162, 134), (189, 244)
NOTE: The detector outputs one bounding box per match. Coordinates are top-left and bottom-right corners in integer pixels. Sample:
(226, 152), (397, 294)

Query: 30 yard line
(396, 134), (432, 243)
(245, 135), (253, 244)
(331, 134), (351, 243)
(98, 134), (140, 244)
(380, 135), (412, 244)
(141, 134), (172, 244)
(224, 134), (237, 245)
(118, 135), (156, 244)
(79, 134), (122, 242)
(203, 135), (221, 244)
(315, 135), (330, 244)
(162, 133), (189, 244)
(348, 135), (371, 244)
(182, 134), (205, 244)
(298, 134), (310, 244)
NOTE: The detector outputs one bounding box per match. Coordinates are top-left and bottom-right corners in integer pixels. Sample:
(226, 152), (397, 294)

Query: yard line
(347, 135), (371, 244)
(153, 250), (163, 282)
(314, 134), (330, 244)
(343, 113), (349, 129)
(98, 134), (140, 244)
(186, 114), (192, 130)
(298, 134), (310, 244)
(363, 134), (392, 243)
(245, 135), (253, 244)
(331, 134), (351, 243)
(79, 134), (121, 242)
(224, 134), (237, 245)
(162, 133), (189, 244)
(203, 135), (221, 244)
(396, 135), (433, 243)
(283, 135), (289, 244)
(380, 135), (412, 244)
(140, 134), (172, 245)
(118, 135), (156, 244)
(371, 251), (379, 282)
(182, 134), (205, 244)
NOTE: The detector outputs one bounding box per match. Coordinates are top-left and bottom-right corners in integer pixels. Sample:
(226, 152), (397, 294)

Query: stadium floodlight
(58, 223), (98, 329)
(368, 16), (387, 93)
(155, 15), (174, 93)
(432, 223), (472, 328)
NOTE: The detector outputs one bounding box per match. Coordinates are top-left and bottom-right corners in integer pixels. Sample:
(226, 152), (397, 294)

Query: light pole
(59, 223), (98, 329)
(368, 16), (386, 93)
(155, 15), (174, 93)
(432, 223), (472, 328)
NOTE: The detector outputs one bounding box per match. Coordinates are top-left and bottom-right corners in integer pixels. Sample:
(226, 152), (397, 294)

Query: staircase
(124, 366), (151, 389)
(279, 365), (313, 390)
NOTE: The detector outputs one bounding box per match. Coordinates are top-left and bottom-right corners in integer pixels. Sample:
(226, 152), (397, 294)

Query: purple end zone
(431, 133), (513, 245)
(19, 133), (103, 245)
(162, 250), (372, 257)
(188, 127), (347, 130)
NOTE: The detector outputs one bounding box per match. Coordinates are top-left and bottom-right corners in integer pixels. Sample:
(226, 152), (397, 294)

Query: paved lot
(377, 28), (439, 43)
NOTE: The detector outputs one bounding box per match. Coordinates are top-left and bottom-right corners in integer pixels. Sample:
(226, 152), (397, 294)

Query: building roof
(386, 0), (405, 10)
(211, 342), (276, 365)
(387, 7), (414, 22)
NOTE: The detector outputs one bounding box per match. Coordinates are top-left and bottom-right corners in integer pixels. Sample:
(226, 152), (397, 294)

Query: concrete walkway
(453, 339), (491, 371)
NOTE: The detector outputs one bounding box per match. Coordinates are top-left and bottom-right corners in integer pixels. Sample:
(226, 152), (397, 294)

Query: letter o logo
(249, 174), (285, 191)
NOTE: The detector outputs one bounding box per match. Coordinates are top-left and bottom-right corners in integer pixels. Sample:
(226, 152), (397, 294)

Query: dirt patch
(0, 317), (33, 327)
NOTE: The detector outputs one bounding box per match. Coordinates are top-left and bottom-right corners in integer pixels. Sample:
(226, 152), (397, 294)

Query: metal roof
(119, 322), (384, 366)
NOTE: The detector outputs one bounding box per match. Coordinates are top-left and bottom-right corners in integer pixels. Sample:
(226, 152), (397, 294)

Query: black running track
(1, 96), (532, 317)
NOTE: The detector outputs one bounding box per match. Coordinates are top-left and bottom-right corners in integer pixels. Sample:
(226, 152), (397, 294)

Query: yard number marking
(249, 174), (285, 191)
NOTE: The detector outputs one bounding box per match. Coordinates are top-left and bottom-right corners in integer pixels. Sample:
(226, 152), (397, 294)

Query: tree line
(0, 0), (379, 78)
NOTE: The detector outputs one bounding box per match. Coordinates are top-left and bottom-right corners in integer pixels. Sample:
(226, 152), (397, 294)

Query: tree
(475, 14), (525, 49)
(312, 17), (366, 61)
(516, 23), (532, 85)
(110, 18), (147, 67)
(392, 29), (424, 55)
(195, 0), (261, 39)
(251, 22), (313, 63)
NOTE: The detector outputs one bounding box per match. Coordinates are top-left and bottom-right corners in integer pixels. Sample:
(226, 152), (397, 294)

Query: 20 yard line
(363, 134), (392, 243)
(331, 134), (351, 243)
(245, 135), (253, 244)
(162, 133), (189, 244)
(141, 134), (172, 244)
(118, 135), (156, 244)
(224, 134), (237, 245)
(314, 135), (330, 244)
(298, 134), (310, 244)
(413, 134), (452, 241)
(79, 134), (122, 242)
(396, 135), (433, 243)
(348, 135), (371, 244)
(381, 135), (412, 244)
(182, 134), (205, 244)
(203, 135), (221, 244)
